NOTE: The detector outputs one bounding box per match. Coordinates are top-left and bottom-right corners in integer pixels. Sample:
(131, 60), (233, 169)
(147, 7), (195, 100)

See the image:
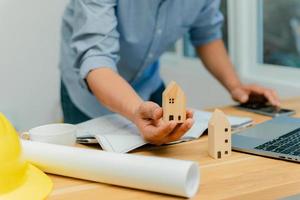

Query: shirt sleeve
(71, 0), (120, 80)
(189, 0), (224, 47)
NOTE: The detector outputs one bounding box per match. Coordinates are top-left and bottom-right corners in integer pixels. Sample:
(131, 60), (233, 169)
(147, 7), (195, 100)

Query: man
(59, 0), (280, 145)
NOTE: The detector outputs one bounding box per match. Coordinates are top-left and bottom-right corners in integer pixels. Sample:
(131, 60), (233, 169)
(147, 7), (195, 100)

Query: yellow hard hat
(0, 113), (53, 200)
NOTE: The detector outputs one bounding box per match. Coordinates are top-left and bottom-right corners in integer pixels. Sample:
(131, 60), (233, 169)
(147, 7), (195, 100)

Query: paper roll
(21, 140), (200, 198)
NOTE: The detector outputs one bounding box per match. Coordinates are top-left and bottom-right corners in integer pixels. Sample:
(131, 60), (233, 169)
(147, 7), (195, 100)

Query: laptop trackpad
(232, 134), (268, 149)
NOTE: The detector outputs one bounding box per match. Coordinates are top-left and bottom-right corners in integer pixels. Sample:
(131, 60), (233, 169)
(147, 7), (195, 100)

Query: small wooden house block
(162, 81), (186, 123)
(208, 109), (232, 159)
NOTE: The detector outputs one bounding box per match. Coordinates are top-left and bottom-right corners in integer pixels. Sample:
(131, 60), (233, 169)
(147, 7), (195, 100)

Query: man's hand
(230, 84), (281, 107)
(196, 40), (281, 107)
(133, 101), (194, 145)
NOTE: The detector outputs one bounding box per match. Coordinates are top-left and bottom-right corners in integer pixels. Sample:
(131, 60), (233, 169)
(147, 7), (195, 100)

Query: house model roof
(209, 109), (230, 126)
(163, 81), (185, 99)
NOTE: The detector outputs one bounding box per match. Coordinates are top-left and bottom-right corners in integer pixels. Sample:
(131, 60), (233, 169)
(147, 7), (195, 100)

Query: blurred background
(1, 0), (300, 130)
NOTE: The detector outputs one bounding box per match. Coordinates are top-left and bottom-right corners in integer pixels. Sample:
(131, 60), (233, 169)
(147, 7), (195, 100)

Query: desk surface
(48, 98), (300, 200)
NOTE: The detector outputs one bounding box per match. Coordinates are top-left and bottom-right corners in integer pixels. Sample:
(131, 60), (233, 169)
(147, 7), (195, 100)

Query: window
(262, 0), (300, 69)
(230, 0), (300, 86)
(169, 98), (174, 104)
(169, 115), (174, 121)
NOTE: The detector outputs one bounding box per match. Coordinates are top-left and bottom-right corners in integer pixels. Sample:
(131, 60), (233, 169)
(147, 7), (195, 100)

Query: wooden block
(162, 81), (186, 123)
(208, 109), (232, 159)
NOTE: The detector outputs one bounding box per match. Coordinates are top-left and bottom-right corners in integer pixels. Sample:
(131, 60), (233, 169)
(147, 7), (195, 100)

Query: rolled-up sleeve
(71, 0), (120, 80)
(189, 0), (224, 47)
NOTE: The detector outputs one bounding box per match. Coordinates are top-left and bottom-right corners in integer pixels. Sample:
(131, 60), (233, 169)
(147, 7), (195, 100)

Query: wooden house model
(208, 109), (232, 159)
(162, 81), (186, 123)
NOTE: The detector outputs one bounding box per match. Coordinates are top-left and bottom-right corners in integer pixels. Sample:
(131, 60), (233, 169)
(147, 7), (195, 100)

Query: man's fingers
(245, 84), (265, 94)
(139, 101), (162, 120)
(153, 107), (163, 120)
(231, 84), (280, 107)
(164, 118), (194, 143)
(154, 121), (177, 138)
(270, 89), (281, 107)
(264, 90), (280, 107)
(232, 88), (249, 103)
(186, 109), (194, 119)
(143, 121), (177, 144)
(246, 84), (272, 95)
(247, 85), (280, 106)
(263, 90), (278, 106)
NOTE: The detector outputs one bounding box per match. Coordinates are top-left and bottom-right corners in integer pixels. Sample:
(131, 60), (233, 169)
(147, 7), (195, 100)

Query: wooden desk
(48, 98), (300, 200)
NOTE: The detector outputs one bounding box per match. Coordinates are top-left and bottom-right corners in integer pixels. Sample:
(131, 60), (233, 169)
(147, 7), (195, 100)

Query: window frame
(231, 0), (300, 87)
(163, 0), (300, 88)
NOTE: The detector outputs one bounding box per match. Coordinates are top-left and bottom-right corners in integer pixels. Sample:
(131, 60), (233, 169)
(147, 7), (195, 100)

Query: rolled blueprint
(21, 140), (200, 198)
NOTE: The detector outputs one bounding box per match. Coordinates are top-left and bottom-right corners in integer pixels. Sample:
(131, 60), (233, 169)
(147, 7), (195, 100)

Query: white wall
(0, 0), (68, 131)
(160, 55), (234, 110)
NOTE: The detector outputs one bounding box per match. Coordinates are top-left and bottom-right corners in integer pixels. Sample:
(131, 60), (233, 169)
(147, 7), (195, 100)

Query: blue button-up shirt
(59, 0), (223, 118)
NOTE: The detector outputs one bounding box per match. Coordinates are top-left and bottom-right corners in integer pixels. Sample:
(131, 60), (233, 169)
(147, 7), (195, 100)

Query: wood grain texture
(47, 97), (300, 200)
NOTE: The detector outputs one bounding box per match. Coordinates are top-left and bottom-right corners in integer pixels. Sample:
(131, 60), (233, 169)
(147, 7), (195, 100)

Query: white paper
(76, 114), (134, 137)
(95, 125), (145, 153)
(75, 110), (252, 153)
(183, 110), (253, 139)
(76, 115), (148, 153)
(21, 140), (200, 198)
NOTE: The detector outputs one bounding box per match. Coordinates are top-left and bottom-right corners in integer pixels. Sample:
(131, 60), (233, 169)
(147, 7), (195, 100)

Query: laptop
(232, 116), (300, 162)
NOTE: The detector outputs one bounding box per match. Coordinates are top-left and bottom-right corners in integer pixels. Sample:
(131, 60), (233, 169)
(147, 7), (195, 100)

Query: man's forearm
(196, 39), (242, 92)
(86, 68), (143, 122)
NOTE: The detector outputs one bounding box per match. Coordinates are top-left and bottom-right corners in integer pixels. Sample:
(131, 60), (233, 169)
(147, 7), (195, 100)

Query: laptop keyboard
(255, 128), (300, 156)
